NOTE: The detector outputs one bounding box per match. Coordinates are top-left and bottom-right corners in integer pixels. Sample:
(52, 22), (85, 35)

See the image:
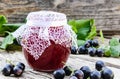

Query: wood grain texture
(0, 51), (120, 79)
(1, 0), (120, 30)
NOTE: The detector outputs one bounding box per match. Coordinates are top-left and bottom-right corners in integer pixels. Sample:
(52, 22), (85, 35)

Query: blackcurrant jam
(21, 11), (74, 72)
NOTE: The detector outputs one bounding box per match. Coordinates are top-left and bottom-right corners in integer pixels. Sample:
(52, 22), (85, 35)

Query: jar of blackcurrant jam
(20, 11), (74, 72)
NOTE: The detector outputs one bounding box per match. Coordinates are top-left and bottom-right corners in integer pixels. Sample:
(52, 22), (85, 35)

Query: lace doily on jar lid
(26, 11), (67, 27)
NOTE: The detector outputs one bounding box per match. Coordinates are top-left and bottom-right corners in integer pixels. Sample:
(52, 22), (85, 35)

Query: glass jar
(21, 11), (73, 72)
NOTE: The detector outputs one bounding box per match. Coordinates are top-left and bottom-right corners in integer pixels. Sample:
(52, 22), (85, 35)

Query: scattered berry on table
(2, 64), (14, 76)
(90, 70), (101, 79)
(95, 60), (105, 71)
(101, 67), (114, 79)
(13, 66), (23, 77)
(92, 40), (99, 47)
(74, 70), (84, 79)
(96, 49), (104, 57)
(16, 62), (25, 71)
(88, 47), (96, 56)
(86, 40), (92, 47)
(53, 69), (65, 79)
(80, 66), (91, 79)
(78, 46), (88, 54)
(84, 40), (91, 48)
(71, 46), (77, 54)
(73, 70), (84, 79)
(63, 66), (73, 76)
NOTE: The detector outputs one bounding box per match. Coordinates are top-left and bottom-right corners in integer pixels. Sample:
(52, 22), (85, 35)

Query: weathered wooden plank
(1, 0), (120, 31)
(97, 30), (120, 36)
(0, 51), (120, 79)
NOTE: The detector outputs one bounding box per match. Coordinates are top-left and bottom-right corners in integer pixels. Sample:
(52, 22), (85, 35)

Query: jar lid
(26, 11), (67, 26)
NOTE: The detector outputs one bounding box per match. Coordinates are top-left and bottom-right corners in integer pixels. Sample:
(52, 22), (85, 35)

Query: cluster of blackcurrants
(2, 62), (25, 77)
(53, 60), (114, 79)
(71, 39), (104, 57)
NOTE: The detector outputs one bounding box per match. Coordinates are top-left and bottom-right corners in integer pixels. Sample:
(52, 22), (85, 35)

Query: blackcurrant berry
(13, 66), (23, 77)
(96, 49), (104, 57)
(78, 46), (88, 54)
(16, 62), (25, 71)
(101, 67), (114, 79)
(95, 60), (105, 71)
(80, 66), (91, 79)
(2, 64), (14, 76)
(63, 66), (72, 76)
(88, 47), (96, 56)
(92, 40), (99, 47)
(84, 40), (92, 48)
(90, 70), (101, 79)
(71, 46), (77, 54)
(74, 70), (84, 79)
(53, 69), (65, 79)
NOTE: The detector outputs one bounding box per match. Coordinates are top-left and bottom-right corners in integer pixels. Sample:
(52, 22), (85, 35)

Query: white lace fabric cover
(13, 11), (77, 60)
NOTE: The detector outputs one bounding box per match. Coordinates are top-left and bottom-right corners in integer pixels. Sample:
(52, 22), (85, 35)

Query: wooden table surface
(0, 50), (120, 79)
(0, 36), (120, 79)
